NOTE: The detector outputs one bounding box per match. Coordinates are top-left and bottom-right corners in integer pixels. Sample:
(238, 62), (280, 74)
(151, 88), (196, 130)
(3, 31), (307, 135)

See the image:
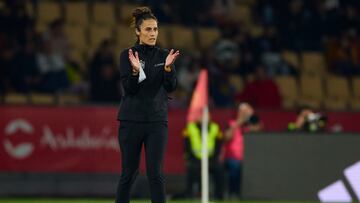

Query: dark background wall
(243, 133), (360, 201)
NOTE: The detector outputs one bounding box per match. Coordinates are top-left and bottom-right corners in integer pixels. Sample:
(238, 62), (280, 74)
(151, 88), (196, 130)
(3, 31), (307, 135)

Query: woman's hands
(165, 49), (180, 72)
(128, 49), (140, 75)
(129, 48), (180, 74)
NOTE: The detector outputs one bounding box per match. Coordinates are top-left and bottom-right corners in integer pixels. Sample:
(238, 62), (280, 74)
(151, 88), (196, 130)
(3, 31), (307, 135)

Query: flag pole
(201, 105), (209, 203)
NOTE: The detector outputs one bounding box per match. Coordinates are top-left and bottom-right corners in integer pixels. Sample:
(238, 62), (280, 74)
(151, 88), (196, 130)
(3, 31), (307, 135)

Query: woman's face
(136, 19), (158, 46)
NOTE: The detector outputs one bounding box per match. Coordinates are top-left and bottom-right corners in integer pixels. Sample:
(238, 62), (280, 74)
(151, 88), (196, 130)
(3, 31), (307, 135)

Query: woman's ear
(135, 28), (140, 36)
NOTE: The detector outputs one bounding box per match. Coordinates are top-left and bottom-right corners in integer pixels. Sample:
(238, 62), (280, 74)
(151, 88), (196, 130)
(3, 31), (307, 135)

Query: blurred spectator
(255, 26), (282, 54)
(90, 39), (120, 103)
(340, 3), (360, 35)
(43, 18), (80, 94)
(175, 0), (214, 26)
(182, 117), (224, 200)
(210, 0), (235, 25)
(326, 31), (360, 76)
(233, 28), (257, 76)
(255, 0), (280, 25)
(43, 19), (70, 59)
(210, 33), (242, 107)
(254, 25), (297, 76)
(11, 40), (41, 93)
(278, 0), (321, 51)
(36, 39), (69, 93)
(288, 106), (328, 132)
(65, 57), (89, 95)
(177, 56), (200, 92)
(235, 65), (282, 109)
(209, 78), (234, 107)
(142, 0), (175, 23)
(0, 0), (33, 47)
(223, 103), (262, 199)
(0, 41), (17, 93)
(213, 38), (240, 74)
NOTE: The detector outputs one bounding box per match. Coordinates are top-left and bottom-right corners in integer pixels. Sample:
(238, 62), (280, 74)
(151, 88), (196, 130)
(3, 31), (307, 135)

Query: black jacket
(117, 44), (177, 121)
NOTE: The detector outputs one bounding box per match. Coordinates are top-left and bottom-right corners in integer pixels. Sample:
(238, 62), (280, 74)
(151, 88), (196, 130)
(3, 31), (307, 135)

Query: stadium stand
(0, 0), (359, 110)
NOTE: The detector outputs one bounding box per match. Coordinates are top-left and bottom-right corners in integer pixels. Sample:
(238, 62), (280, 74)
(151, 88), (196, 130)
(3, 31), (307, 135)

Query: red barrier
(1, 106), (359, 174)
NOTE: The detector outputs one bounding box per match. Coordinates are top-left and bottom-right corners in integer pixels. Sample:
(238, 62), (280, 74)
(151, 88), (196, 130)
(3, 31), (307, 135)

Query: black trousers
(115, 121), (168, 203)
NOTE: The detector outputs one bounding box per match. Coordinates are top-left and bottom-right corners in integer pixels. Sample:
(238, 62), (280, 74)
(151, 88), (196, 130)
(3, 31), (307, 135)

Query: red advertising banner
(0, 106), (121, 173)
(1, 106), (360, 174)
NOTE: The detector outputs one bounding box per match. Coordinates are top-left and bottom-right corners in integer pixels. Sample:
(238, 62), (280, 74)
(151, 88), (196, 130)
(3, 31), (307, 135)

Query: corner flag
(186, 69), (210, 203)
(187, 69), (208, 122)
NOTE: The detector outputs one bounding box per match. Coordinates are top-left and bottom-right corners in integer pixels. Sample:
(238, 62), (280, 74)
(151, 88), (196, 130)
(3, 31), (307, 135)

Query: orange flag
(187, 69), (208, 122)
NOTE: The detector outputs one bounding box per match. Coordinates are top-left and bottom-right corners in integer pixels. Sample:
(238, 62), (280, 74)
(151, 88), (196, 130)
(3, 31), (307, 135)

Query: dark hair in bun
(131, 7), (157, 31)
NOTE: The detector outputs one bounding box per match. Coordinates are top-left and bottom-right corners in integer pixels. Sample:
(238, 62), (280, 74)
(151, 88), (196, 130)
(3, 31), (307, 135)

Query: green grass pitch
(0, 199), (315, 203)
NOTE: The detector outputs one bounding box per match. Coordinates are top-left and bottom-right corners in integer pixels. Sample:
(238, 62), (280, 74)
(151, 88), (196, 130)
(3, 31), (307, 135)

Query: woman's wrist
(132, 68), (139, 76)
(164, 65), (172, 72)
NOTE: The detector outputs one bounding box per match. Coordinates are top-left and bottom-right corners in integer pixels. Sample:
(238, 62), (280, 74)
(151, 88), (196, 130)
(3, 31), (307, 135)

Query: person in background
(288, 106), (328, 133)
(235, 65), (282, 109)
(90, 39), (120, 103)
(43, 19), (70, 59)
(182, 117), (224, 200)
(223, 103), (262, 199)
(36, 39), (69, 93)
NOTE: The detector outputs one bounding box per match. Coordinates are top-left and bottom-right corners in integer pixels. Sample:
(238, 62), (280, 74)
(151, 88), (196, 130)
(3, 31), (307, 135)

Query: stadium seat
(168, 25), (195, 51)
(301, 52), (326, 75)
(65, 25), (88, 51)
(350, 77), (360, 110)
(298, 75), (323, 108)
(323, 75), (349, 110)
(30, 93), (56, 105)
(119, 4), (138, 24)
(282, 50), (300, 70)
(4, 93), (28, 105)
(116, 25), (136, 51)
(275, 75), (298, 109)
(197, 27), (221, 50)
(157, 25), (171, 48)
(89, 25), (114, 48)
(37, 1), (62, 24)
(92, 2), (116, 25)
(65, 2), (89, 25)
(58, 94), (82, 105)
(230, 5), (252, 24)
